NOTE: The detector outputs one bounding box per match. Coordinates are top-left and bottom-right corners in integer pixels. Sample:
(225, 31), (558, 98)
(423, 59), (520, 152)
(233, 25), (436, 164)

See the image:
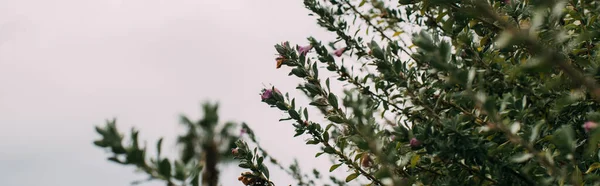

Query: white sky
(0, 0), (364, 185)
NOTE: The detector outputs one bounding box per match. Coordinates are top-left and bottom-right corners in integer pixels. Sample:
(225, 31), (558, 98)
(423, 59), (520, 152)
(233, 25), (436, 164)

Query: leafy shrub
(95, 0), (600, 185)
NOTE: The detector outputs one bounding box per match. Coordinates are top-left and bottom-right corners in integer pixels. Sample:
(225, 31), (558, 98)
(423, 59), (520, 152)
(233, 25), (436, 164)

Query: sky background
(0, 0), (361, 185)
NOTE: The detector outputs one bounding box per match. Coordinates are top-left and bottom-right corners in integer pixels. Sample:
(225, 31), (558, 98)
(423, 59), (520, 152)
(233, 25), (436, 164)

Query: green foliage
(95, 0), (600, 186)
(262, 0), (600, 185)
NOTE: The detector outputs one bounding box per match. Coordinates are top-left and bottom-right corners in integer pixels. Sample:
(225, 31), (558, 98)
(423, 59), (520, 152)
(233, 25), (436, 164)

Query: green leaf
(323, 131), (330, 142)
(329, 163), (342, 172)
(327, 115), (345, 123)
(325, 124), (334, 132)
(191, 170), (200, 186)
(315, 152), (324, 157)
(530, 121), (543, 143)
(107, 157), (123, 164)
(275, 101), (288, 110)
(291, 68), (308, 78)
(303, 108), (309, 120)
(585, 162), (600, 174)
(324, 146), (335, 154)
(345, 172), (360, 182)
(511, 153), (533, 163)
(358, 0), (366, 7)
(572, 165), (583, 185)
(305, 83), (322, 95)
(326, 78), (331, 93)
(410, 154), (420, 168)
(156, 138), (163, 156)
(239, 163), (252, 169)
(271, 87), (284, 101)
(159, 158), (171, 179)
(312, 62), (319, 79)
(258, 157), (264, 166)
(369, 40), (385, 60)
(585, 128), (600, 156)
(393, 31), (404, 37)
(174, 161), (185, 181)
(279, 117), (293, 121)
(328, 93), (339, 108)
(310, 98), (329, 106)
(374, 169), (391, 179)
(289, 109), (301, 120)
(93, 140), (107, 147)
(260, 163), (270, 179)
(552, 125), (575, 153)
(439, 41), (451, 62)
(306, 140), (320, 145)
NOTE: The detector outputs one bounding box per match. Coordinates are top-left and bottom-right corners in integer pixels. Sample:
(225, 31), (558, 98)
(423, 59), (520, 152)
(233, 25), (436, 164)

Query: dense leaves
(261, 0), (600, 185)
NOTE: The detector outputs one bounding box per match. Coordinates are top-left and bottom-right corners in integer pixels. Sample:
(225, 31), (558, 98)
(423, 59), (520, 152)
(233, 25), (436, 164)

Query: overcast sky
(0, 0), (361, 185)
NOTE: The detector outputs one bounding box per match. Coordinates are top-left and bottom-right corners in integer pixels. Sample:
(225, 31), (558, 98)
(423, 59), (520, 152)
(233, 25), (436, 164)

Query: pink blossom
(297, 45), (313, 56)
(583, 121), (598, 132)
(410, 137), (421, 147)
(261, 88), (281, 101)
(232, 148), (239, 155)
(334, 47), (346, 57)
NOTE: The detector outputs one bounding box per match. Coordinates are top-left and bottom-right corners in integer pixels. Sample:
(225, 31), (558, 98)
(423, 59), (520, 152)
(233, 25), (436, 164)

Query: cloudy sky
(0, 0), (359, 185)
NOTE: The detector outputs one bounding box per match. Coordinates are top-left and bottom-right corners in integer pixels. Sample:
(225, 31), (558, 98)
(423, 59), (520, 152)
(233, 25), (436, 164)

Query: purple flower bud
(410, 137), (421, 147)
(261, 90), (272, 101)
(297, 45), (313, 56)
(334, 47), (346, 57)
(583, 121), (598, 132)
(261, 88), (281, 101)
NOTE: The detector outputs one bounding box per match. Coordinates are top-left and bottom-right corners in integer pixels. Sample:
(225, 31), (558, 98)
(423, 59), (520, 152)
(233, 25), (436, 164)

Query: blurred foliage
(94, 102), (239, 186)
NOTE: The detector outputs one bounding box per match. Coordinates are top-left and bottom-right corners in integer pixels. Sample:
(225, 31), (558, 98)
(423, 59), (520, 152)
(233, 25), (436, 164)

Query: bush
(95, 0), (600, 185)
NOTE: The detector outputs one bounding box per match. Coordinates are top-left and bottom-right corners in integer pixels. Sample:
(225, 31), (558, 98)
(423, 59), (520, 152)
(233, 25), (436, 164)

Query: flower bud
(583, 121), (598, 132)
(334, 47), (346, 57)
(410, 137), (421, 147)
(297, 45), (313, 56)
(275, 56), (285, 69)
(261, 88), (281, 101)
